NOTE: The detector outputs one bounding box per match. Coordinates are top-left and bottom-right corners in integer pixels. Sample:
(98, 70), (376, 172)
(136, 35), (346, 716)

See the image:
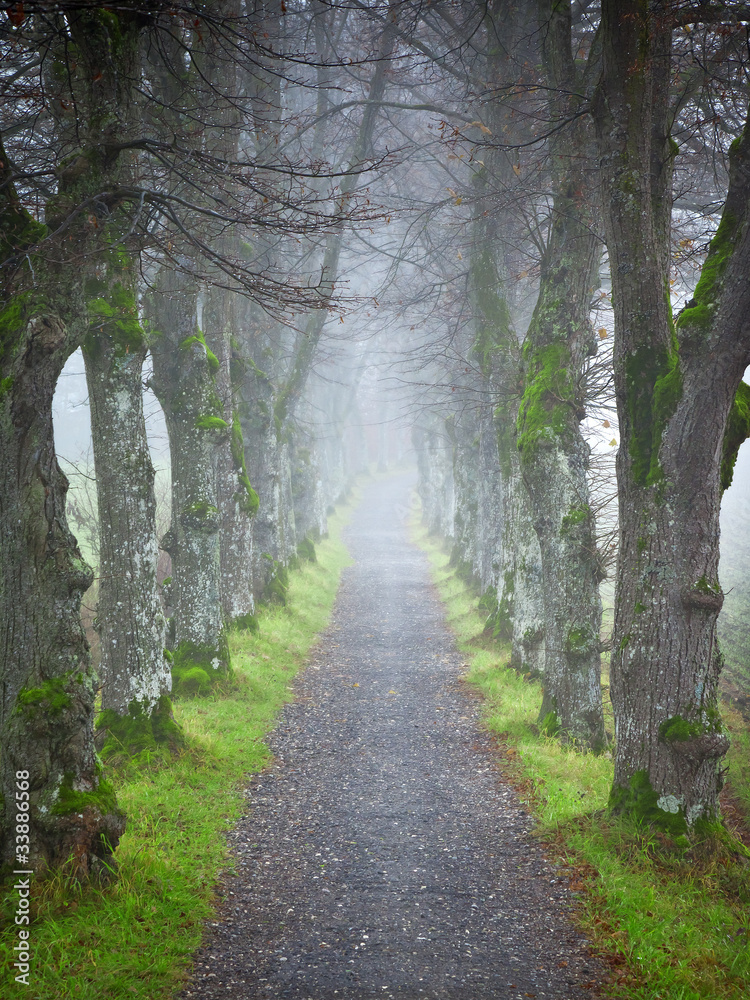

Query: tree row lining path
(182, 472), (607, 1000)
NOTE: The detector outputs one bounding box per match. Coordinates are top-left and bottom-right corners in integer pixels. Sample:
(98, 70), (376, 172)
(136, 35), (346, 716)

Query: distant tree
(234, 0), (399, 598)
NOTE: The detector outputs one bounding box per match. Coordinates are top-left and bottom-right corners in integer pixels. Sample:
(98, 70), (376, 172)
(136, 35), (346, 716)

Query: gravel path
(183, 472), (607, 1000)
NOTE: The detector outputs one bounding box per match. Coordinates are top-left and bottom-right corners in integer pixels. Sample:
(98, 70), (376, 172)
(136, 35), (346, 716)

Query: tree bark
(596, 0), (750, 828)
(83, 273), (169, 723)
(234, 303), (295, 603)
(203, 284), (258, 626)
(148, 273), (230, 692)
(515, 0), (606, 749)
(468, 0), (546, 676)
(0, 141), (125, 875)
(413, 413), (456, 539)
(0, 2), (154, 870)
(450, 395), (482, 587)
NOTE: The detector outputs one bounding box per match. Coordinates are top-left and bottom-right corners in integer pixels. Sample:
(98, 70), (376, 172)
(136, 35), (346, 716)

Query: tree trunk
(0, 304), (127, 875)
(203, 284), (258, 626)
(516, 231), (606, 749)
(290, 418), (326, 548)
(496, 418), (547, 677)
(596, 0), (750, 829)
(460, 1), (546, 679)
(413, 414), (456, 539)
(0, 1), (147, 872)
(0, 152), (125, 872)
(148, 273), (230, 693)
(451, 407), (481, 585)
(235, 330), (289, 603)
(515, 0), (606, 749)
(83, 278), (170, 728)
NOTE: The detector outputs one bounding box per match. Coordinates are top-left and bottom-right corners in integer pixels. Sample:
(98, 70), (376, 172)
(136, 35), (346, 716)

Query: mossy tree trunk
(450, 407), (481, 586)
(141, 15), (242, 685)
(290, 412), (326, 548)
(203, 284), (258, 626)
(497, 418), (547, 675)
(234, 297), (295, 604)
(0, 2), (147, 874)
(413, 413), (456, 540)
(192, 1), (258, 626)
(468, 0), (545, 675)
(516, 0), (606, 750)
(595, 1), (750, 829)
(70, 6), (171, 734)
(475, 402), (503, 593)
(147, 272), (230, 693)
(82, 266), (170, 728)
(0, 287), (126, 874)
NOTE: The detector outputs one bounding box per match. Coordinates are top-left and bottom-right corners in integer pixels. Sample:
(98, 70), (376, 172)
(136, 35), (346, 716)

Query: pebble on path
(181, 471), (608, 1000)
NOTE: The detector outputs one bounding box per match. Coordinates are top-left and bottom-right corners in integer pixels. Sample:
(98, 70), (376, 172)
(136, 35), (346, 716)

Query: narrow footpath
(183, 473), (606, 1000)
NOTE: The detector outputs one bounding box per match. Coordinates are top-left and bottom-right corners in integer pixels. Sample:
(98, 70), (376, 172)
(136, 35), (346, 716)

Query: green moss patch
(97, 695), (185, 759)
(297, 537), (317, 562)
(231, 610), (259, 632)
(171, 639), (231, 698)
(195, 415), (229, 432)
(85, 281), (144, 357)
(516, 341), (575, 454)
(16, 674), (78, 716)
(230, 414), (259, 516)
(561, 504), (589, 533)
(178, 500), (219, 532)
(677, 211), (738, 335)
(51, 772), (122, 820)
(625, 340), (683, 488)
(0, 290), (39, 366)
(179, 329), (220, 374)
(482, 572), (513, 641)
(261, 556), (290, 606)
(565, 625), (596, 653)
(721, 380), (750, 492)
(608, 769), (688, 837)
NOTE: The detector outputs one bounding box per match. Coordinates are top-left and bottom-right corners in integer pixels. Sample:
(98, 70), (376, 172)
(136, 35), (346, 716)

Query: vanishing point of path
(183, 473), (607, 1000)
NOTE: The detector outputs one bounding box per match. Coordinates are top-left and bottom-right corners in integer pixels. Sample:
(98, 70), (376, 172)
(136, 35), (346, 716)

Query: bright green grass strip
(414, 522), (612, 827)
(413, 519), (750, 1000)
(1, 501), (354, 1000)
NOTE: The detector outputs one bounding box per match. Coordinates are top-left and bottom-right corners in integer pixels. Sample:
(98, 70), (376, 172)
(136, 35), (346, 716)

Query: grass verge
(1, 501), (354, 1000)
(413, 519), (750, 1000)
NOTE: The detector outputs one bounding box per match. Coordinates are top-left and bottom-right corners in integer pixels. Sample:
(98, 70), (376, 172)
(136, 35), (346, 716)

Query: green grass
(413, 519), (750, 1000)
(1, 501), (353, 1000)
